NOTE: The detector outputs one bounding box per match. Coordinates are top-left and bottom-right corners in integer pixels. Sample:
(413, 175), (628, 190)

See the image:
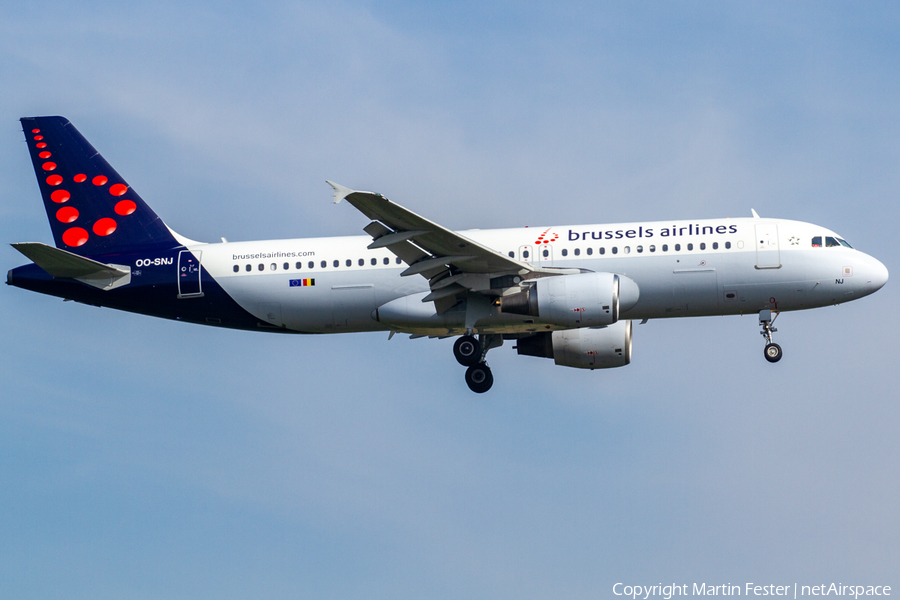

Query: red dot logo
(56, 206), (79, 223)
(93, 218), (117, 236)
(115, 200), (137, 215)
(36, 142), (47, 149)
(31, 129), (40, 134)
(39, 151), (51, 159)
(62, 227), (89, 247)
(34, 135), (43, 141)
(109, 183), (128, 196)
(92, 175), (108, 186)
(50, 189), (71, 203)
(46, 174), (63, 186)
(74, 173), (87, 183)
(42, 162), (57, 171)
(534, 229), (559, 245)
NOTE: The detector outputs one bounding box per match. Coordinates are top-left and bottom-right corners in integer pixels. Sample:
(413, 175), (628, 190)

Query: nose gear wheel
(759, 310), (783, 363)
(764, 343), (783, 363)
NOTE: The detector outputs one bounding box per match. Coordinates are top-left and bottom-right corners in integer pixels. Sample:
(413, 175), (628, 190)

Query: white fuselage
(193, 216), (887, 335)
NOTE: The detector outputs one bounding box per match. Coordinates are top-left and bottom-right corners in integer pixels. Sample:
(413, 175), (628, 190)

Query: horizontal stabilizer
(11, 242), (131, 290)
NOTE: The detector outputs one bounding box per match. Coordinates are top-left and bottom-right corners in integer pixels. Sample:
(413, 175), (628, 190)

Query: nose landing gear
(759, 309), (783, 363)
(454, 332), (502, 393)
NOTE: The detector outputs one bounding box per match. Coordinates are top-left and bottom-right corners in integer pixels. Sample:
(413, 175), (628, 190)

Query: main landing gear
(759, 309), (783, 363)
(453, 333), (502, 393)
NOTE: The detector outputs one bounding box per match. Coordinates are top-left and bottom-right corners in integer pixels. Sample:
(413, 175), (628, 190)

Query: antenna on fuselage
(751, 209), (761, 219)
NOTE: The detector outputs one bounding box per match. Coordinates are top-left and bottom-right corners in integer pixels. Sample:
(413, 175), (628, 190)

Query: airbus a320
(8, 117), (889, 392)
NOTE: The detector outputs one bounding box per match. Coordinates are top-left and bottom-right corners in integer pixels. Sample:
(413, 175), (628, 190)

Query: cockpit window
(837, 237), (853, 248)
(825, 236), (841, 247)
(811, 236), (822, 247)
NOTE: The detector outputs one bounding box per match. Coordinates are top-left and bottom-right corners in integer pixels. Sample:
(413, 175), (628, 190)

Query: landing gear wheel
(764, 343), (783, 363)
(454, 335), (482, 366)
(465, 363), (494, 393)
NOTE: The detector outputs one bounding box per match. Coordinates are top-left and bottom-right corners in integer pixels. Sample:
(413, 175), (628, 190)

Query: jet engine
(515, 320), (633, 369)
(500, 272), (639, 327)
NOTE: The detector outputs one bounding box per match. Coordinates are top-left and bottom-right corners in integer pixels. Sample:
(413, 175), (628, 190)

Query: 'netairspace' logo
(612, 582), (892, 599)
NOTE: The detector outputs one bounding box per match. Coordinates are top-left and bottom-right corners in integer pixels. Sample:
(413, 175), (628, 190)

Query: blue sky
(1, 2), (898, 598)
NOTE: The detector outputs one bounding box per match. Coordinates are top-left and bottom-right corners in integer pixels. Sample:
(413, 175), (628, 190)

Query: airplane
(8, 116), (889, 393)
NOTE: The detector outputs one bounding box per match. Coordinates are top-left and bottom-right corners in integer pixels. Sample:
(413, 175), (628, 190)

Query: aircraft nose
(869, 257), (889, 292)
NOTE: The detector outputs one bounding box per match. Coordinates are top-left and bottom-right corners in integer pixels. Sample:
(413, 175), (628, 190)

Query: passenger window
(725, 241), (731, 249)
(396, 257), (402, 264)
(825, 236), (841, 248)
(233, 265), (239, 273)
(574, 248), (580, 256)
(269, 263), (276, 271)
(283, 262), (289, 270)
(599, 247), (605, 255)
(586, 247), (593, 255)
(296, 262), (302, 269)
(712, 242), (718, 250)
(523, 250), (530, 258)
(333, 260), (339, 267)
(649, 245), (656, 252)
(258, 264), (264, 271)
(675, 244), (681, 251)
(662, 244), (668, 252)
(383, 257), (389, 265)
(508, 251), (514, 258)
(346, 259), (352, 267)
(624, 246), (631, 254)
(371, 258), (377, 265)
(637, 245), (643, 253)
(811, 236), (822, 247)
(321, 260), (326, 268)
(687, 244), (693, 251)
(612, 247), (618, 254)
(358, 258), (364, 266)
(700, 243), (706, 250)
(542, 249), (549, 258)
(245, 264), (251, 272)
(308, 261), (314, 269)
(561, 249), (568, 257)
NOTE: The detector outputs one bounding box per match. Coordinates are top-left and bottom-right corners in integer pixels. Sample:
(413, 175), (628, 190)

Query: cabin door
(177, 250), (203, 298)
(755, 224), (781, 269)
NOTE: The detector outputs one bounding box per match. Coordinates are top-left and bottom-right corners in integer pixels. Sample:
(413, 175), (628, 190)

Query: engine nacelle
(500, 272), (639, 327)
(516, 320), (633, 370)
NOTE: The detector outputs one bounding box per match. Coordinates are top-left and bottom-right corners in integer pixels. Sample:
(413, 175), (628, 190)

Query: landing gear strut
(455, 333), (502, 393)
(759, 309), (783, 363)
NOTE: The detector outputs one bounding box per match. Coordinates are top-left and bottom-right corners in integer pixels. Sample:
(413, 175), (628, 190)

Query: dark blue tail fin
(21, 116), (179, 257)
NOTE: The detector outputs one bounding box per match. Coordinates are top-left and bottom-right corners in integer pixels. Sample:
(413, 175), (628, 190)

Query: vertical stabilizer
(20, 116), (179, 256)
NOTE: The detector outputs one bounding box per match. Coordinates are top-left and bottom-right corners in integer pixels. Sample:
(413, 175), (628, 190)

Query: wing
(328, 181), (539, 312)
